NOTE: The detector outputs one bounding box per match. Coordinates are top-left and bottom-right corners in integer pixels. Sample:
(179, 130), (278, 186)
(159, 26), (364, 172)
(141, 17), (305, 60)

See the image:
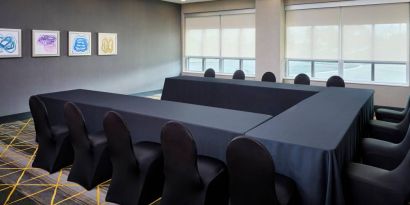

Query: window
(286, 3), (409, 85)
(185, 11), (256, 76)
(187, 58), (203, 72)
(314, 61), (338, 79)
(343, 63), (372, 82)
(287, 60), (312, 77)
(375, 63), (407, 84)
(205, 58), (220, 72)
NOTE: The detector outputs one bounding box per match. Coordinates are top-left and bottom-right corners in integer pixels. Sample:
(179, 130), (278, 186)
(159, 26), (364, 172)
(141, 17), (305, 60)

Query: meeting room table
(162, 76), (324, 116)
(37, 75), (374, 205)
(39, 89), (272, 161)
(162, 76), (374, 205)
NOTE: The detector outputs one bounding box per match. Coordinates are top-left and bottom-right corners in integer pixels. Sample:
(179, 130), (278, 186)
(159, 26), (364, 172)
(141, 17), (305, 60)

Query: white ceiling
(162, 0), (216, 4)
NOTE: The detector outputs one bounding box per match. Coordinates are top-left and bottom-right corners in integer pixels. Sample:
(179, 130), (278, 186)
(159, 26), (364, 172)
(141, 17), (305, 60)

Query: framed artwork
(32, 30), (60, 57)
(0, 28), (22, 58)
(68, 31), (92, 56)
(98, 33), (117, 56)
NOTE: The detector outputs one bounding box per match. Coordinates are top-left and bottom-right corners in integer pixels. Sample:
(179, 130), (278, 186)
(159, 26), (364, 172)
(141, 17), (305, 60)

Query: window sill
(182, 71), (256, 79)
(283, 77), (410, 88)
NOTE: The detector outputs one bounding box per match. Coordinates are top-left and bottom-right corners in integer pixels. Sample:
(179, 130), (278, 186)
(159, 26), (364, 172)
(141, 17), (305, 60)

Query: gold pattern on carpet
(0, 95), (162, 204)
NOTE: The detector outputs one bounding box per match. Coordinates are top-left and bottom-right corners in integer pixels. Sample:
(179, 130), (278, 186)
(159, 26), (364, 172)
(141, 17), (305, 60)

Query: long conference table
(38, 76), (374, 205)
(40, 89), (272, 162)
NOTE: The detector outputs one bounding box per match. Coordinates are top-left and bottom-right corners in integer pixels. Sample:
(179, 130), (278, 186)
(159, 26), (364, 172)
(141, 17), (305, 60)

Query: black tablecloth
(161, 76), (324, 116)
(39, 82), (374, 205)
(246, 87), (374, 205)
(39, 89), (272, 160)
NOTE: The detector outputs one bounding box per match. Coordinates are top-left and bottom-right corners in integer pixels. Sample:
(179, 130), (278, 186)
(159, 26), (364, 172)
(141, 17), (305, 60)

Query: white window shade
(342, 4), (409, 62)
(221, 14), (255, 58)
(185, 16), (220, 57)
(286, 8), (340, 60)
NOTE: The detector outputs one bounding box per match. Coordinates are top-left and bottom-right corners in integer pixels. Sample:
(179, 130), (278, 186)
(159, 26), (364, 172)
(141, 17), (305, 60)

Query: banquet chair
(326, 76), (345, 87)
(30, 96), (74, 173)
(261, 72), (277, 82)
(369, 109), (410, 143)
(362, 125), (410, 170)
(232, 70), (245, 80)
(294, 74), (310, 85)
(375, 96), (410, 123)
(346, 149), (410, 205)
(204, 68), (216, 78)
(103, 111), (163, 205)
(226, 137), (299, 205)
(160, 121), (228, 205)
(64, 102), (112, 190)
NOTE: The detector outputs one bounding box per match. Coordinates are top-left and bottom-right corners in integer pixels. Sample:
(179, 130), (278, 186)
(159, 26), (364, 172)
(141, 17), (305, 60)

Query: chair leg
(91, 149), (112, 189)
(139, 159), (164, 205)
(50, 138), (74, 173)
(204, 169), (229, 205)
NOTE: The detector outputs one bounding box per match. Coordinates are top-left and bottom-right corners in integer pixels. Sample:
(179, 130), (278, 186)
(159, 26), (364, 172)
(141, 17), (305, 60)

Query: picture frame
(32, 30), (60, 57)
(68, 31), (92, 56)
(98, 33), (117, 56)
(0, 28), (22, 58)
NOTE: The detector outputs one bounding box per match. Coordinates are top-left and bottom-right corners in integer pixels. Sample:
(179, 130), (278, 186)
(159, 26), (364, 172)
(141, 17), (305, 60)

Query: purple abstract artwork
(33, 30), (60, 56)
(37, 35), (57, 52)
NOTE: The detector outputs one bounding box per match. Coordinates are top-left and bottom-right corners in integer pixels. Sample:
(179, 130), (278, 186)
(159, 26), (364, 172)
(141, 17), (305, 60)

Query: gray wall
(0, 0), (181, 117)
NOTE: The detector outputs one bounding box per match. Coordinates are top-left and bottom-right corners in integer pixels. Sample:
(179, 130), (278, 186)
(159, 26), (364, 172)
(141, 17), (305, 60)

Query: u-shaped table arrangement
(38, 76), (374, 205)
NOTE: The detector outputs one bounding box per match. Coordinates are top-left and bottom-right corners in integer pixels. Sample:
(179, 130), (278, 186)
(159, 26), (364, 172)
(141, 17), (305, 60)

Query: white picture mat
(32, 30), (60, 57)
(98, 33), (117, 55)
(0, 28), (22, 58)
(68, 31), (92, 56)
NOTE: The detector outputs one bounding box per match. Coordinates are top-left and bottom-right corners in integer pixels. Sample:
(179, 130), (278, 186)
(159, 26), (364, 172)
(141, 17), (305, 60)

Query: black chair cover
(160, 121), (228, 205)
(362, 125), (410, 170)
(261, 72), (277, 82)
(226, 137), (299, 205)
(232, 70), (245, 80)
(376, 97), (410, 123)
(30, 96), (73, 173)
(103, 111), (163, 205)
(326, 76), (345, 87)
(294, 74), (310, 85)
(369, 109), (410, 143)
(346, 149), (410, 205)
(64, 102), (112, 190)
(204, 68), (216, 78)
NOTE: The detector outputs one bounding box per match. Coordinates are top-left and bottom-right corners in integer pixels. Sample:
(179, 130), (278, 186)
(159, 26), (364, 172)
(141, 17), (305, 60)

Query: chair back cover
(232, 70), (245, 80)
(204, 68), (216, 78)
(227, 137), (280, 205)
(261, 72), (276, 82)
(294, 74), (310, 85)
(104, 111), (139, 172)
(64, 102), (90, 151)
(326, 76), (345, 87)
(160, 121), (203, 203)
(29, 96), (52, 140)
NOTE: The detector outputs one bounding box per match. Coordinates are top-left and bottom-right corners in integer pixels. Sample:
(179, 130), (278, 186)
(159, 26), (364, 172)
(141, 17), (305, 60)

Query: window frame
(186, 56), (256, 74)
(286, 58), (409, 85)
(183, 9), (256, 77)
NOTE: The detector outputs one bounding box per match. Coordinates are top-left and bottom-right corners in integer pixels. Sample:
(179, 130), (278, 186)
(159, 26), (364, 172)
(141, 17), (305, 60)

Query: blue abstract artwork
(0, 28), (21, 58)
(69, 32), (92, 56)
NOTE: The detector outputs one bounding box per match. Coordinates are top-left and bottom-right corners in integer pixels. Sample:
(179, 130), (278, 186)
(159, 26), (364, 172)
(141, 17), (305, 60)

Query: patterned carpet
(0, 94), (162, 205)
